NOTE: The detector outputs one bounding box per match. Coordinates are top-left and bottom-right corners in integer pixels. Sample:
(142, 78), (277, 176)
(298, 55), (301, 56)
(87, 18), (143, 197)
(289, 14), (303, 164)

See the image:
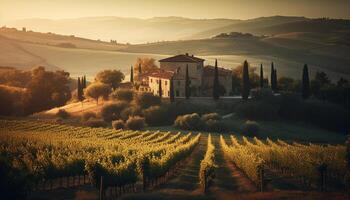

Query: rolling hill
(188, 16), (307, 39)
(0, 20), (349, 82)
(121, 31), (350, 78)
(189, 17), (350, 39)
(5, 16), (239, 44)
(8, 16), (349, 44)
(0, 34), (54, 70)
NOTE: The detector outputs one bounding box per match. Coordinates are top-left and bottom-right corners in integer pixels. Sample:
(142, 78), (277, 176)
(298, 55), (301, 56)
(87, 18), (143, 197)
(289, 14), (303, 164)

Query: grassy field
(224, 116), (347, 144)
(146, 119), (346, 145)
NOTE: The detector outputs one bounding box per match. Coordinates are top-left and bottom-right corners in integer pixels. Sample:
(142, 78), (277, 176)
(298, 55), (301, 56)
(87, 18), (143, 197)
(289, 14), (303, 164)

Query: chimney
(185, 53), (189, 56)
(191, 54), (194, 57)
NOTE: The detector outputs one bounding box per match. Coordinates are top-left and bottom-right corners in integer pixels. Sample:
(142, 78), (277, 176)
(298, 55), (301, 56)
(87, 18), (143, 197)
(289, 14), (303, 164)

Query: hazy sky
(1, 0), (350, 22)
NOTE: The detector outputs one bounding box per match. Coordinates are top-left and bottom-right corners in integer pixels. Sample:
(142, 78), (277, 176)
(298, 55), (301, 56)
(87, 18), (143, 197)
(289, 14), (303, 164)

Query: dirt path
(211, 135), (241, 192)
(208, 135), (257, 200)
(157, 134), (207, 193)
(122, 134), (213, 200)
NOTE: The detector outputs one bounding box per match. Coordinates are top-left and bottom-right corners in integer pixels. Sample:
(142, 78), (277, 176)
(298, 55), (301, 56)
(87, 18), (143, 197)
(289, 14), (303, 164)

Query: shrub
(174, 113), (203, 131)
(120, 106), (142, 121)
(133, 92), (161, 109)
(242, 120), (260, 137)
(110, 89), (134, 102)
(143, 105), (170, 126)
(83, 119), (108, 128)
(56, 109), (70, 119)
(126, 116), (146, 130)
(100, 101), (128, 122)
(112, 120), (125, 130)
(174, 112), (228, 132)
(201, 113), (221, 122)
(205, 119), (228, 132)
(81, 112), (97, 122)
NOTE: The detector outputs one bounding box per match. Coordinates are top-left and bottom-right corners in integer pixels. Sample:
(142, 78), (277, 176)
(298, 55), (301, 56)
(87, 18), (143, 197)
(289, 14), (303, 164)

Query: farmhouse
(135, 54), (232, 97)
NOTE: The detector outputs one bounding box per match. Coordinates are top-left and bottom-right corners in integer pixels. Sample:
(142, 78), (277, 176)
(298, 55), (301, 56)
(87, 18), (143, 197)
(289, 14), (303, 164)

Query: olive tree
(84, 83), (111, 104)
(95, 70), (125, 90)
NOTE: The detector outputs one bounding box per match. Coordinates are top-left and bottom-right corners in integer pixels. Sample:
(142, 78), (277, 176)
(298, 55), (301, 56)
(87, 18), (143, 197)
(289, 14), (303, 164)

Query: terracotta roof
(148, 70), (175, 79)
(203, 65), (232, 76)
(136, 68), (162, 79)
(159, 54), (205, 63)
(146, 69), (197, 80)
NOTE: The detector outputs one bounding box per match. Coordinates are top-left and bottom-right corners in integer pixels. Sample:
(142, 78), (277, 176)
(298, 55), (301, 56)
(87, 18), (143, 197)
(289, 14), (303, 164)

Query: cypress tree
(213, 59), (220, 100)
(274, 68), (278, 92)
(77, 77), (81, 97)
(158, 78), (162, 97)
(185, 64), (190, 99)
(271, 62), (275, 90)
(242, 60), (250, 100)
(302, 64), (310, 99)
(130, 65), (134, 83)
(260, 64), (264, 88)
(77, 77), (83, 101)
(82, 75), (86, 89)
(231, 74), (234, 95)
(138, 63), (142, 74)
(170, 77), (175, 103)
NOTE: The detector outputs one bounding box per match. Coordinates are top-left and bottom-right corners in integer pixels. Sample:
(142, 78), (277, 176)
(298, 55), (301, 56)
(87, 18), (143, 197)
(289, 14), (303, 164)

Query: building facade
(135, 54), (232, 98)
(202, 65), (233, 96)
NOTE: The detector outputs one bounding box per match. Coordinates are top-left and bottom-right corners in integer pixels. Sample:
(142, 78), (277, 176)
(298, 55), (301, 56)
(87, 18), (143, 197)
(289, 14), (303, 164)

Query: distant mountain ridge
(5, 16), (239, 43)
(6, 15), (349, 44)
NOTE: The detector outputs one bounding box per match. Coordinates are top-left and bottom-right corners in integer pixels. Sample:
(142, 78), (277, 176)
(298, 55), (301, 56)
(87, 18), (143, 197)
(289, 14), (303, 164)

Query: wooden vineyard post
(142, 176), (146, 191)
(203, 168), (208, 194)
(258, 165), (265, 192)
(318, 164), (327, 191)
(99, 176), (104, 200)
(141, 157), (149, 192)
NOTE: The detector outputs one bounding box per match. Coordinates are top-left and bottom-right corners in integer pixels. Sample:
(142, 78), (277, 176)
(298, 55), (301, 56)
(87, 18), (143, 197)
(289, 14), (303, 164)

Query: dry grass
(32, 99), (109, 119)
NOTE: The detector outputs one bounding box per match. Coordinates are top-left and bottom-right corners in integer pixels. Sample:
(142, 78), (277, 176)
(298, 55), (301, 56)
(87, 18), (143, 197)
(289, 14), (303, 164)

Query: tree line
(0, 67), (71, 115)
